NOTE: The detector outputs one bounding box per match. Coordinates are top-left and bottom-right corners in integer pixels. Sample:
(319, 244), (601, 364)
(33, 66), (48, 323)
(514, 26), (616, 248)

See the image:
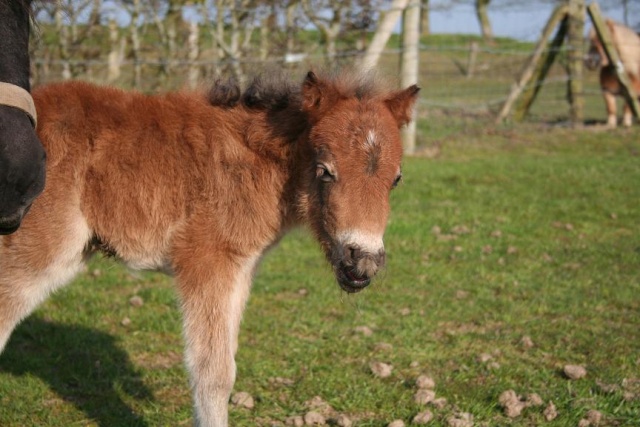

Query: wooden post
(466, 41), (479, 79)
(496, 4), (569, 123)
(587, 2), (640, 119)
(401, 0), (420, 155)
(567, 0), (585, 126)
(513, 17), (568, 121)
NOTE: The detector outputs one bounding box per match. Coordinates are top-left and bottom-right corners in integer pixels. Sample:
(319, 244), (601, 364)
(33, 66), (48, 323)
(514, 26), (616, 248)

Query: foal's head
(300, 71), (419, 293)
(585, 27), (605, 70)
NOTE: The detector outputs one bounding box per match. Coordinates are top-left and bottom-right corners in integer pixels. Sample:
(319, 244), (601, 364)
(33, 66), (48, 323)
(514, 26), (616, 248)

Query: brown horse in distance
(0, 71), (419, 426)
(586, 20), (640, 127)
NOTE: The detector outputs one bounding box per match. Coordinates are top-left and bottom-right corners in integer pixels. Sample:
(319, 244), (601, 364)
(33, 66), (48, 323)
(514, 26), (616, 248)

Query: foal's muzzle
(0, 107), (47, 234)
(334, 243), (386, 293)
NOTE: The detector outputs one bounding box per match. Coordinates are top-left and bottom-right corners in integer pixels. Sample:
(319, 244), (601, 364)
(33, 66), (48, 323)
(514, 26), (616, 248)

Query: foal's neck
(240, 105), (314, 229)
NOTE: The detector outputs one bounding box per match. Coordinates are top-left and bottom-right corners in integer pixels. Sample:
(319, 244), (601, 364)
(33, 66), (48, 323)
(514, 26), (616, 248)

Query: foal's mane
(207, 70), (388, 113)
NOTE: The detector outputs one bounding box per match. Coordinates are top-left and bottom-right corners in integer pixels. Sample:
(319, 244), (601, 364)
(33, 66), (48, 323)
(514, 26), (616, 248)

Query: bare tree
(39, 0), (103, 79)
(200, 0), (269, 83)
(361, 0), (409, 71)
(475, 0), (493, 42)
(301, 0), (347, 61)
(420, 0), (429, 36)
(115, 0), (144, 87)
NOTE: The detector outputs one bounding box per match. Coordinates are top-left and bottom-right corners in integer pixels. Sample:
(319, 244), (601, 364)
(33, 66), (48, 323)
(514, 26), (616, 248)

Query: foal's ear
(301, 71), (339, 120)
(384, 85), (421, 128)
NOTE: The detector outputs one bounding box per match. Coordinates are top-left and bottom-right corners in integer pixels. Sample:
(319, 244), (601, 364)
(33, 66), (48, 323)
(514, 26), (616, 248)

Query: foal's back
(25, 81), (269, 271)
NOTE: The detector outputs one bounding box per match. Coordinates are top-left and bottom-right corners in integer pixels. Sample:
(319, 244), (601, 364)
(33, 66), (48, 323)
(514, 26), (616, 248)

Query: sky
(119, 1), (639, 43)
(427, 1), (638, 41)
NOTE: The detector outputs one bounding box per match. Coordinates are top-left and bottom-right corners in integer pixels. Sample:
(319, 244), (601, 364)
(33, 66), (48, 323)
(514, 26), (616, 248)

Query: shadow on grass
(0, 316), (153, 426)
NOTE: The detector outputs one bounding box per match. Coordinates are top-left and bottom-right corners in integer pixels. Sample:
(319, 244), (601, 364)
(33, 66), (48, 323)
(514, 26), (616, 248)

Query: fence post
(401, 1), (420, 155)
(514, 16), (568, 122)
(496, 4), (569, 123)
(466, 41), (479, 79)
(567, 0), (585, 126)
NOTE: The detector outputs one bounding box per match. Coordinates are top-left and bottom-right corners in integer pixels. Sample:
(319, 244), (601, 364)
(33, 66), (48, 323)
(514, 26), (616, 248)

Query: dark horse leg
(0, 0), (46, 234)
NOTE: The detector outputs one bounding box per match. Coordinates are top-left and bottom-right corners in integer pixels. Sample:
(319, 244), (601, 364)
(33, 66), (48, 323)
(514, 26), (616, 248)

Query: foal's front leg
(176, 253), (258, 427)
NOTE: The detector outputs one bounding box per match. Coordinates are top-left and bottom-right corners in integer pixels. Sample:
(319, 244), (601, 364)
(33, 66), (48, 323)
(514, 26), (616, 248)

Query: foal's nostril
(344, 245), (361, 263)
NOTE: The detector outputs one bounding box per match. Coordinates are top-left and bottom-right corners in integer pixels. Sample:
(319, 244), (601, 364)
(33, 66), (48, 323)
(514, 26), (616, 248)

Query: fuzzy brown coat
(0, 71), (418, 426)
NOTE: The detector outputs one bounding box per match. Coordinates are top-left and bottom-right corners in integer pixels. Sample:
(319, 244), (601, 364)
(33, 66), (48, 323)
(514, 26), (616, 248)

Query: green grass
(1, 126), (640, 426)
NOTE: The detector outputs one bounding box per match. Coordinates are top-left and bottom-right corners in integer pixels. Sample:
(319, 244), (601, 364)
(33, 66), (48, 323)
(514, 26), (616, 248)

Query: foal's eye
(392, 174), (403, 189)
(316, 164), (335, 183)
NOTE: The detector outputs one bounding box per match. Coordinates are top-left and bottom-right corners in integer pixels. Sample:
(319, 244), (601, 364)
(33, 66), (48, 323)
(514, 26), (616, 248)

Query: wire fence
(29, 26), (616, 149)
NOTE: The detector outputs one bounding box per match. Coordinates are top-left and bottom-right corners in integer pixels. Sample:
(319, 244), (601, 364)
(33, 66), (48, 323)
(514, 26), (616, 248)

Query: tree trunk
(420, 0), (429, 36)
(188, 22), (199, 89)
(361, 0), (410, 71)
(54, 5), (71, 80)
(475, 0), (493, 42)
(286, 1), (298, 57)
(401, 1), (420, 154)
(260, 8), (276, 61)
(130, 0), (142, 89)
(107, 19), (121, 83)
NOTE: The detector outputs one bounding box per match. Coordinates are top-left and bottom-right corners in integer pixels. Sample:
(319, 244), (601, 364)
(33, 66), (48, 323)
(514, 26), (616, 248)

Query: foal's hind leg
(0, 200), (91, 353)
(603, 91), (618, 128)
(174, 247), (258, 427)
(622, 102), (633, 127)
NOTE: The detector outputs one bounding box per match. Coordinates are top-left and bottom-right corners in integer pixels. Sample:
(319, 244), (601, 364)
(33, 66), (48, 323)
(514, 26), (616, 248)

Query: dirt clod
(526, 393), (543, 407)
(285, 416), (304, 426)
(455, 290), (469, 299)
(431, 397), (448, 409)
(230, 391), (254, 409)
(543, 401), (558, 421)
(354, 326), (373, 336)
(129, 295), (144, 307)
(447, 412), (473, 427)
(121, 317), (131, 326)
(412, 410), (433, 424)
(268, 377), (294, 386)
(415, 375), (435, 389)
(387, 420), (405, 427)
(564, 364), (587, 380)
(478, 353), (493, 363)
(499, 390), (525, 418)
(587, 409), (602, 424)
(334, 414), (352, 427)
(374, 342), (393, 352)
(452, 224), (470, 235)
(370, 361), (393, 378)
(304, 411), (325, 425)
(520, 335), (534, 349)
(414, 389), (436, 405)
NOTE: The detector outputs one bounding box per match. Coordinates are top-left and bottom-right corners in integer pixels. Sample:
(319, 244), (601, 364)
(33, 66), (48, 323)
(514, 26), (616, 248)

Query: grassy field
(0, 123), (639, 426)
